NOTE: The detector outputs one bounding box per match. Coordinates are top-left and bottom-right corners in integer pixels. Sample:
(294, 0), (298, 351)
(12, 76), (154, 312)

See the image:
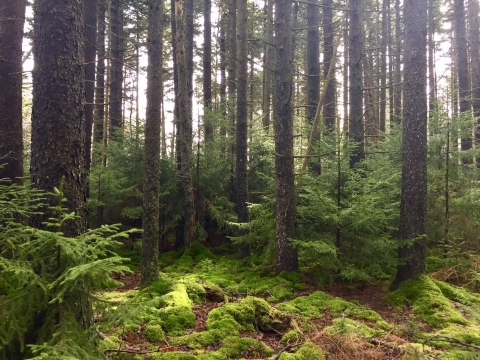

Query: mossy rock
(111, 352), (144, 360)
(384, 275), (469, 329)
(278, 342), (325, 360)
(150, 352), (198, 360)
(144, 324), (165, 343)
(280, 330), (304, 344)
(276, 291), (354, 318)
(169, 329), (225, 349)
(207, 336), (274, 359)
(160, 306), (196, 335)
(324, 317), (380, 337)
(206, 296), (291, 333)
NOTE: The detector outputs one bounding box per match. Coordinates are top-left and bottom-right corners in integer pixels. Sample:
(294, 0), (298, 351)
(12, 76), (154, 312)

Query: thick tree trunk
(0, 0), (27, 182)
(274, 0), (298, 273)
(262, 0), (274, 129)
(323, 0), (336, 131)
(391, 0), (428, 290)
(380, 0), (388, 132)
(220, 7), (227, 121)
(469, 0), (480, 166)
(84, 0), (98, 173)
(306, 1), (320, 126)
(349, 0), (365, 168)
(236, 0), (250, 259)
(94, 0), (106, 146)
(175, 0), (195, 247)
(428, 0), (437, 117)
(109, 0), (124, 139)
(204, 0), (212, 139)
(392, 0), (402, 125)
(455, 0), (472, 152)
(141, 0), (163, 286)
(343, 0), (349, 135)
(363, 54), (378, 140)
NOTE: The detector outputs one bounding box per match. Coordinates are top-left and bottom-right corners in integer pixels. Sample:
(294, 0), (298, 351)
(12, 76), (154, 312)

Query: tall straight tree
(469, 0), (480, 166)
(454, 0), (472, 152)
(84, 0), (98, 172)
(176, 0), (195, 247)
(262, 0), (274, 129)
(349, 0), (365, 167)
(380, 0), (389, 132)
(393, 0), (402, 124)
(204, 0), (212, 140)
(0, 0), (27, 182)
(94, 0), (107, 146)
(306, 0), (320, 127)
(274, 0), (298, 273)
(236, 0), (250, 258)
(141, 0), (163, 286)
(323, 0), (336, 131)
(109, 0), (124, 139)
(391, 0), (428, 290)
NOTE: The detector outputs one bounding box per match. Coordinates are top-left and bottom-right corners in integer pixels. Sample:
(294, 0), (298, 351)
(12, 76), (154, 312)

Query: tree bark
(84, 0), (98, 173)
(109, 0), (124, 139)
(175, 0), (195, 247)
(392, 0), (402, 125)
(0, 0), (27, 182)
(349, 0), (365, 168)
(391, 0), (428, 290)
(141, 0), (163, 286)
(306, 0), (320, 126)
(428, 0), (437, 118)
(274, 0), (298, 273)
(94, 0), (106, 146)
(380, 0), (388, 132)
(262, 0), (274, 129)
(323, 0), (336, 131)
(204, 0), (213, 140)
(469, 0), (480, 166)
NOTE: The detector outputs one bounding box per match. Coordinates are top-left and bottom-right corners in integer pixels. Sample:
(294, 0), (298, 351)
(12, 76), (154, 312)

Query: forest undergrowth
(95, 242), (480, 360)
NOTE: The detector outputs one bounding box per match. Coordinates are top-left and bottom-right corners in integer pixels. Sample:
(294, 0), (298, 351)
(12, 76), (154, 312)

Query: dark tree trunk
(94, 0), (106, 146)
(262, 0), (274, 129)
(219, 7), (227, 124)
(343, 0), (349, 135)
(109, 0), (124, 139)
(236, 0), (250, 259)
(428, 0), (437, 117)
(392, 0), (402, 125)
(391, 0), (428, 290)
(469, 0), (480, 166)
(84, 0), (98, 173)
(363, 54), (378, 140)
(323, 0), (336, 131)
(228, 0), (237, 106)
(0, 0), (27, 182)
(349, 0), (365, 168)
(176, 0), (195, 247)
(306, 1), (320, 126)
(455, 0), (472, 152)
(380, 0), (389, 132)
(204, 0), (212, 140)
(274, 0), (298, 273)
(141, 0), (163, 286)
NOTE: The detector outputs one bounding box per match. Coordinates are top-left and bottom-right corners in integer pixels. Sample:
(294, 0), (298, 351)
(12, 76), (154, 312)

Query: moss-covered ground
(95, 243), (480, 359)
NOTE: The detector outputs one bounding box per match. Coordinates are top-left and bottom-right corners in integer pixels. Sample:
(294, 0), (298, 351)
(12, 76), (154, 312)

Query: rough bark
(428, 0), (437, 117)
(455, 0), (472, 151)
(186, 0), (194, 108)
(274, 0), (298, 273)
(204, 0), (212, 136)
(228, 0), (237, 106)
(349, 0), (365, 168)
(363, 54), (378, 140)
(109, 0), (124, 139)
(141, 0), (163, 286)
(391, 0), (428, 290)
(343, 0), (349, 135)
(380, 0), (388, 132)
(262, 0), (274, 129)
(84, 0), (98, 173)
(94, 0), (106, 146)
(220, 7), (227, 120)
(0, 0), (27, 182)
(175, 0), (195, 247)
(469, 0), (480, 166)
(306, 0), (320, 126)
(392, 0), (402, 125)
(323, 0), (336, 131)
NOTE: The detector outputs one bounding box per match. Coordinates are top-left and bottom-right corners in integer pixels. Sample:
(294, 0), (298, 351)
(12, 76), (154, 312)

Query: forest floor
(94, 243), (480, 360)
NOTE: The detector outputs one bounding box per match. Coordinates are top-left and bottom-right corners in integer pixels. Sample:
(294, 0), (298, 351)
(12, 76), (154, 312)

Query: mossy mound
(324, 317), (381, 337)
(278, 342), (325, 360)
(384, 275), (470, 329)
(196, 336), (274, 359)
(144, 324), (165, 343)
(206, 296), (291, 333)
(150, 352), (197, 360)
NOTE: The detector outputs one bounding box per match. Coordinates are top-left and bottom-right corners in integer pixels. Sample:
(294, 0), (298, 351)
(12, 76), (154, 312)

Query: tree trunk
(306, 1), (320, 126)
(469, 0), (480, 166)
(274, 0), (298, 273)
(236, 0), (250, 259)
(391, 0), (428, 290)
(392, 0), (402, 125)
(349, 0), (365, 168)
(84, 0), (98, 173)
(363, 54), (378, 140)
(455, 0), (472, 152)
(204, 0), (212, 135)
(175, 0), (195, 247)
(141, 0), (163, 286)
(109, 0), (124, 139)
(0, 0), (27, 182)
(380, 0), (388, 132)
(262, 0), (274, 129)
(343, 0), (349, 135)
(323, 0), (336, 131)
(428, 0), (437, 117)
(94, 0), (106, 146)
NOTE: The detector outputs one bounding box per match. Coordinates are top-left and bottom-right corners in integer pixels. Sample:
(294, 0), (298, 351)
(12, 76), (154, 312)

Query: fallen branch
(272, 341), (305, 360)
(423, 335), (480, 351)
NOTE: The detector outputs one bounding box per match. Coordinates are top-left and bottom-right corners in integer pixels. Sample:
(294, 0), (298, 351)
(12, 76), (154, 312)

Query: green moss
(112, 352), (144, 360)
(324, 317), (380, 337)
(277, 271), (301, 283)
(97, 290), (138, 304)
(276, 291), (353, 318)
(344, 307), (393, 331)
(144, 324), (165, 343)
(433, 280), (480, 306)
(179, 278), (207, 303)
(293, 282), (307, 291)
(210, 336), (274, 359)
(183, 242), (216, 262)
(280, 330), (304, 343)
(160, 306), (196, 335)
(437, 324), (480, 346)
(384, 275), (469, 329)
(278, 342), (324, 360)
(98, 336), (122, 353)
(169, 329), (225, 349)
(150, 352), (197, 360)
(442, 350), (480, 359)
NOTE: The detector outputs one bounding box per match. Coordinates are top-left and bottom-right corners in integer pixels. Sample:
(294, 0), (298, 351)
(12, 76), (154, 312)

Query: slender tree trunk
(204, 0), (213, 139)
(228, 0), (237, 107)
(176, 0), (195, 247)
(469, 0), (480, 166)
(380, 0), (388, 132)
(455, 0), (472, 152)
(141, 0), (163, 286)
(0, 0), (26, 182)
(220, 7), (227, 121)
(274, 0), (298, 273)
(84, 0), (98, 173)
(186, 0), (194, 108)
(307, 1), (320, 126)
(428, 0), (437, 117)
(391, 0), (428, 290)
(343, 0), (349, 135)
(262, 0), (274, 129)
(109, 0), (124, 139)
(363, 54), (378, 140)
(94, 0), (106, 146)
(349, 0), (365, 168)
(393, 0), (402, 125)
(324, 0), (336, 131)
(236, 0), (250, 259)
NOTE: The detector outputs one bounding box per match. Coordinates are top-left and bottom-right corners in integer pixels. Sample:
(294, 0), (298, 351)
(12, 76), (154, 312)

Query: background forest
(2, 0), (480, 359)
